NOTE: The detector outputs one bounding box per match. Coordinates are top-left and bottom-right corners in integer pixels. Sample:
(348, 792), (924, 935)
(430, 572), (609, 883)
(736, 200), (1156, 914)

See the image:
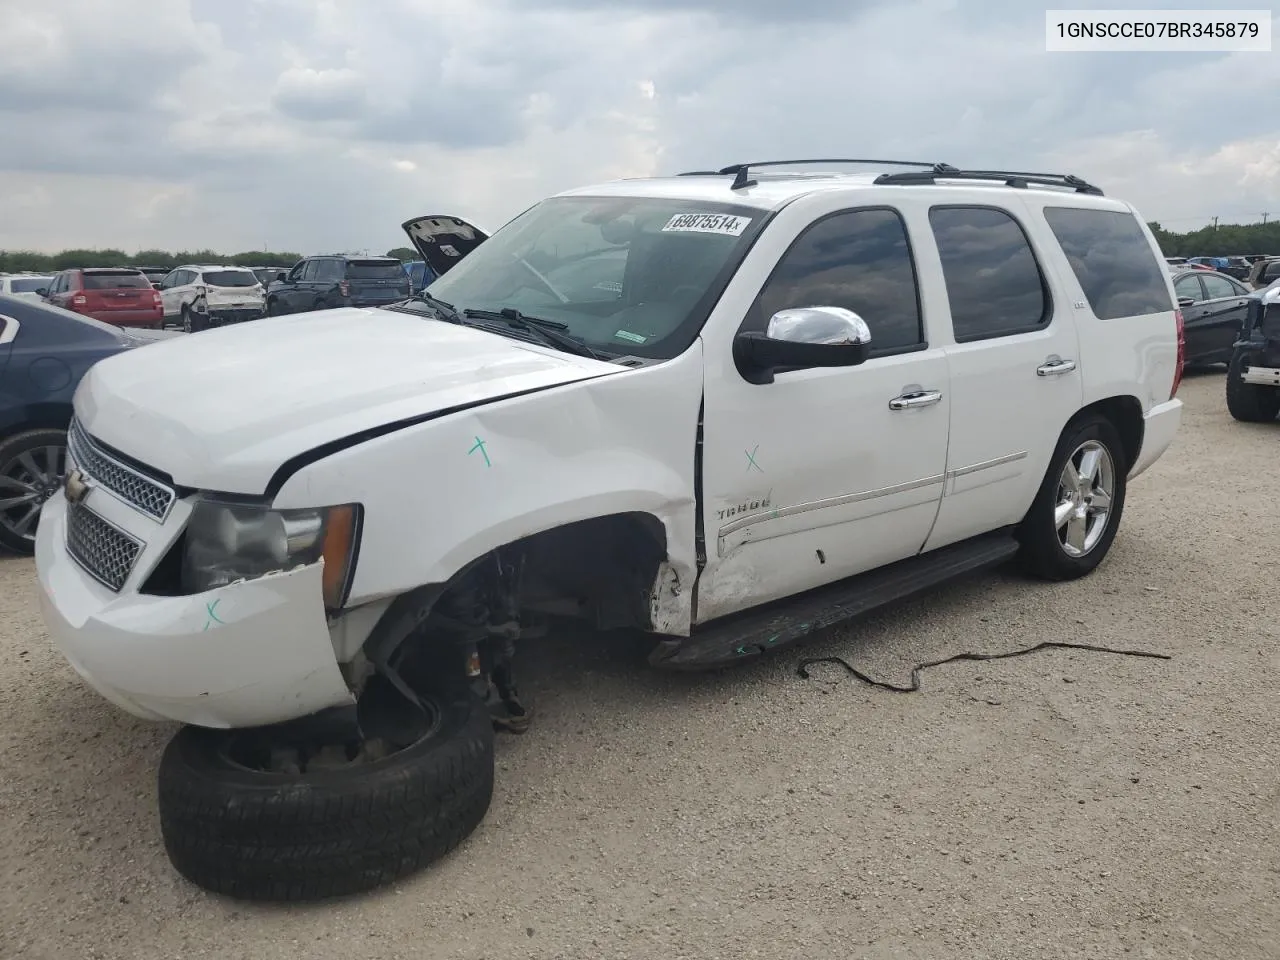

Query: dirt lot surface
(2, 371), (1277, 960)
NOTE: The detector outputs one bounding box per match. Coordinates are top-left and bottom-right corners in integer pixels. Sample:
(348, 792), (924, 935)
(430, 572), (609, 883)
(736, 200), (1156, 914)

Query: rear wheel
(0, 428), (68, 555)
(1226, 347), (1280, 422)
(1017, 415), (1127, 581)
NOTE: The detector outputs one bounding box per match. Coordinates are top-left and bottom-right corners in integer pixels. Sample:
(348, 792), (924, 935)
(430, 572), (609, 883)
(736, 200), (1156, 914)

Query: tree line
(1147, 220), (1280, 258)
(0, 247), (423, 274)
(2, 222), (1276, 275)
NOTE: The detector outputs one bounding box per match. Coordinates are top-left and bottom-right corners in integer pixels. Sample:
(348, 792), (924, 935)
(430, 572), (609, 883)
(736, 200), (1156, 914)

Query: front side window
(929, 206), (1049, 342)
(745, 207), (923, 352)
(8, 277), (49, 293)
(424, 196), (765, 359)
(1042, 206), (1173, 320)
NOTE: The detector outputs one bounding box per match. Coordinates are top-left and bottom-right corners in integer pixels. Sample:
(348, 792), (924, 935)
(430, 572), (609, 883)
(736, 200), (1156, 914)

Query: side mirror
(35, 288), (48, 297)
(733, 306), (872, 384)
(1177, 297), (1196, 308)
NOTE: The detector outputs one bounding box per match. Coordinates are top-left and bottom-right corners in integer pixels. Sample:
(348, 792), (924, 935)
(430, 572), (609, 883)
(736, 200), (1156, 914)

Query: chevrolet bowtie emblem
(64, 468), (90, 504)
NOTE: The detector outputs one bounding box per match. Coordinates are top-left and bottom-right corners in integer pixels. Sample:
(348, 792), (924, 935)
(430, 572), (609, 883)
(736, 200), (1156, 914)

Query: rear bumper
(1129, 398), (1182, 480)
(86, 309), (162, 327)
(207, 307), (264, 326)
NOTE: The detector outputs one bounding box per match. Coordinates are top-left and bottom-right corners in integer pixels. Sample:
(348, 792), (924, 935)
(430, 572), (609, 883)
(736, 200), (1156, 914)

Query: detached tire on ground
(1225, 347), (1280, 423)
(1017, 413), (1127, 582)
(157, 686), (495, 902)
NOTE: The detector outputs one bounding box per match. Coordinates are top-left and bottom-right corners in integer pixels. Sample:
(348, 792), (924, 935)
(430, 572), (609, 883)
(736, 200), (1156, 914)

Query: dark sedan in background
(1172, 268), (1256, 366)
(0, 295), (176, 554)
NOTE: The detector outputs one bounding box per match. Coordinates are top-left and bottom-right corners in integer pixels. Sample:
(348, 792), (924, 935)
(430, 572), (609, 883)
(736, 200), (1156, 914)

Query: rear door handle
(1036, 358), (1077, 376)
(889, 389), (943, 410)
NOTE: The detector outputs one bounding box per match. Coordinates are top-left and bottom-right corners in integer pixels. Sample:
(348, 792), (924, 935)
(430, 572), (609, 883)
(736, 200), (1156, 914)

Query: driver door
(695, 203), (952, 624)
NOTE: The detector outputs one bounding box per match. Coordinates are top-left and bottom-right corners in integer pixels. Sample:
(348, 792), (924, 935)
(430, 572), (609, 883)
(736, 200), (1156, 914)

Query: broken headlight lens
(181, 499), (360, 608)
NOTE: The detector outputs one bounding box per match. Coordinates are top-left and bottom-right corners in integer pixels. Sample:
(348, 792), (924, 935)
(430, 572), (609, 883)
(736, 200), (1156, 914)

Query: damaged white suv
(35, 160), (1184, 901)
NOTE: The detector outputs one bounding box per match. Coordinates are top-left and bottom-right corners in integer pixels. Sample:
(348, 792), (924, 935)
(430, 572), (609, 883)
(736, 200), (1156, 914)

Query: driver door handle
(1036, 358), (1077, 376)
(889, 389), (943, 410)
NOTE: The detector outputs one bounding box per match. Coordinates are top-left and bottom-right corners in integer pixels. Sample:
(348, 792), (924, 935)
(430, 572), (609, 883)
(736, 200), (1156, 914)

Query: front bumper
(35, 491), (353, 729)
(1128, 398), (1182, 480)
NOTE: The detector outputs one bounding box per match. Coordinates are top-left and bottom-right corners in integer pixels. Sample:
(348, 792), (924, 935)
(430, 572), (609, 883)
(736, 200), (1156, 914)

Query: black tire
(1225, 347), (1280, 423)
(157, 688), (495, 902)
(1017, 415), (1127, 581)
(0, 428), (68, 555)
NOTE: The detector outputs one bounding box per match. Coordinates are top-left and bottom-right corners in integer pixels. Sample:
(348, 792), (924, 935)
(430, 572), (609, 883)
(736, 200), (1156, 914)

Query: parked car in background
(133, 266), (171, 289)
(264, 255), (410, 315)
(1226, 297), (1280, 423)
(0, 294), (173, 553)
(1171, 268), (1253, 365)
(1246, 257), (1280, 290)
(158, 265), (265, 332)
(1219, 256), (1253, 281)
(0, 275), (54, 300)
(39, 268), (163, 329)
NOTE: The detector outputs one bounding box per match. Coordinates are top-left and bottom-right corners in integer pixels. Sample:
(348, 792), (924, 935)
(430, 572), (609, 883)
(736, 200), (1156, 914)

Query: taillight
(339, 280), (350, 297)
(72, 294), (87, 306)
(1170, 309), (1186, 399)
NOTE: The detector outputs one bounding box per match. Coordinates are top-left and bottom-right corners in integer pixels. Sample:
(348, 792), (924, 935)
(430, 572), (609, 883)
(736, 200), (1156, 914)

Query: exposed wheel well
(1, 403), (73, 440)
(1076, 395), (1143, 472)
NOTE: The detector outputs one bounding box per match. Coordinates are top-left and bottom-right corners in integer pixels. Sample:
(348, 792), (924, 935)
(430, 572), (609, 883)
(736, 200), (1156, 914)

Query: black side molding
(650, 528), (1021, 670)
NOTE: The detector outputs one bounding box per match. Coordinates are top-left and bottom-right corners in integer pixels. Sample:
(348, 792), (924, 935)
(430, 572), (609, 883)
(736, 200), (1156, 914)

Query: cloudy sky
(1, 0), (1277, 255)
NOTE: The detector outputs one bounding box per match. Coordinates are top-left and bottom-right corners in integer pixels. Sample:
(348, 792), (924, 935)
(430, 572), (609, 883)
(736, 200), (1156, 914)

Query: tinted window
(749, 207), (922, 351)
(1174, 275), (1204, 301)
(1042, 206), (1172, 319)
(203, 270), (259, 287)
(929, 206), (1048, 341)
(83, 271), (150, 290)
(9, 277), (50, 293)
(299, 261), (319, 281)
(346, 260), (404, 280)
(1264, 262), (1280, 282)
(1201, 274), (1240, 300)
(313, 259), (344, 282)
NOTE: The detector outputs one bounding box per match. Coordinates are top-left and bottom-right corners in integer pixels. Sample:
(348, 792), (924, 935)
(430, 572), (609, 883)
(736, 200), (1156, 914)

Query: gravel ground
(2, 370), (1277, 960)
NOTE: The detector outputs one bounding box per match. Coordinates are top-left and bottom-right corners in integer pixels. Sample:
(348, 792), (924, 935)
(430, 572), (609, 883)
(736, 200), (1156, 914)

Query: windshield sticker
(613, 330), (647, 344)
(661, 213), (752, 236)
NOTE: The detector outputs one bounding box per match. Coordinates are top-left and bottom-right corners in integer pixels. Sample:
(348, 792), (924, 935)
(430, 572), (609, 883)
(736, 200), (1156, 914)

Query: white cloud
(0, 0), (1276, 254)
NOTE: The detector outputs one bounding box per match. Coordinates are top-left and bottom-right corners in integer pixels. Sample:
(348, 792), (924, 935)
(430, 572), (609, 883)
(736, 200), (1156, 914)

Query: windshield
(203, 270), (259, 287)
(9, 277), (50, 293)
(423, 196), (763, 359)
(348, 260), (405, 279)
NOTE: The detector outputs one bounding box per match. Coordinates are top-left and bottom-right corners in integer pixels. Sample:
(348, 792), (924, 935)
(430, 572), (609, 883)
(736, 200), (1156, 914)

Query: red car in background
(38, 268), (164, 329)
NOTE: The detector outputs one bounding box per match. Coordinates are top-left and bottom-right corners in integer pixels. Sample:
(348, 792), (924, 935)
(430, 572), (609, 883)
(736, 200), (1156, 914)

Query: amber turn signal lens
(320, 504), (358, 608)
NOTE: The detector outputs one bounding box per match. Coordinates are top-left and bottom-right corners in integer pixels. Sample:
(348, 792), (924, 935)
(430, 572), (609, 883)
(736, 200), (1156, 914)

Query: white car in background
(0, 274), (54, 300)
(157, 265), (265, 332)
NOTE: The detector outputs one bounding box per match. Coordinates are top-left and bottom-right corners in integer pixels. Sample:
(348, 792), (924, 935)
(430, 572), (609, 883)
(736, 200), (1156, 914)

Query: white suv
(157, 264), (265, 332)
(33, 161), (1183, 901)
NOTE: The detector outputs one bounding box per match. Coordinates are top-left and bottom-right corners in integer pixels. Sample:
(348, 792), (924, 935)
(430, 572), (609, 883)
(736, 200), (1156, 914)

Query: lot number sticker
(662, 213), (751, 236)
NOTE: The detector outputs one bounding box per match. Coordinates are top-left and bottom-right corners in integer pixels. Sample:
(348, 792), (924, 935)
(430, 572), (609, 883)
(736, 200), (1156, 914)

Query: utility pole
(1212, 216), (1219, 229)
(1263, 213), (1269, 225)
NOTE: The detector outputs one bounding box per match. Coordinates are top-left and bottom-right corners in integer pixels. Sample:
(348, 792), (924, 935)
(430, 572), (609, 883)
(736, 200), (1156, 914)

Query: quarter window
(748, 207), (923, 353)
(1042, 206), (1173, 320)
(929, 206), (1049, 341)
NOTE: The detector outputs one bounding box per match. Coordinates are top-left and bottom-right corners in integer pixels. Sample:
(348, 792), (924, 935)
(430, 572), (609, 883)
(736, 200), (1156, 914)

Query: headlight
(181, 499), (360, 608)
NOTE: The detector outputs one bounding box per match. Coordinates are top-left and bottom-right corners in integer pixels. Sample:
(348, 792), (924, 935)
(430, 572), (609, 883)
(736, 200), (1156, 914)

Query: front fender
(271, 342), (705, 623)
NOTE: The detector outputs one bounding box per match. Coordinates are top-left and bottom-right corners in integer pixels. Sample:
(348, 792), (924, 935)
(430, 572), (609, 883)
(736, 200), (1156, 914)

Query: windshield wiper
(462, 307), (605, 360)
(391, 292), (462, 323)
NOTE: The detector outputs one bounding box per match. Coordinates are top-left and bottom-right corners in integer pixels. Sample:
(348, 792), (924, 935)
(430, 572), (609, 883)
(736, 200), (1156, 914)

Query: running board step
(649, 529), (1021, 671)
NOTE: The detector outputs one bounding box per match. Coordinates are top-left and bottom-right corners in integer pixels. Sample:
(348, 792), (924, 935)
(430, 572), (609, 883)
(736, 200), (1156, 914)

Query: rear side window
(929, 206), (1049, 341)
(748, 207), (923, 352)
(347, 260), (406, 280)
(83, 271), (150, 290)
(203, 270), (259, 287)
(314, 260), (345, 282)
(1042, 207), (1172, 319)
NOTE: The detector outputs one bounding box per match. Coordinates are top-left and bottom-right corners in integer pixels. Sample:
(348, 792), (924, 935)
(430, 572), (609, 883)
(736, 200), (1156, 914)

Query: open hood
(401, 214), (490, 277)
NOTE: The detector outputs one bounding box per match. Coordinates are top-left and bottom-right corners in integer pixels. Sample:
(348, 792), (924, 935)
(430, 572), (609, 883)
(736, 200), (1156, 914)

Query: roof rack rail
(678, 158), (941, 190)
(873, 164), (1104, 195)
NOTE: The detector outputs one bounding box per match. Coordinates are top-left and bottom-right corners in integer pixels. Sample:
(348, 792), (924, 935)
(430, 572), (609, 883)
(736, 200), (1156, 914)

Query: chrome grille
(67, 419), (175, 521)
(65, 502), (142, 592)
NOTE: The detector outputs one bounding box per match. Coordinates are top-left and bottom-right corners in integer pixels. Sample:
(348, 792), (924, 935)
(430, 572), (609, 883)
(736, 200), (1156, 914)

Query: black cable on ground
(796, 641), (1171, 693)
